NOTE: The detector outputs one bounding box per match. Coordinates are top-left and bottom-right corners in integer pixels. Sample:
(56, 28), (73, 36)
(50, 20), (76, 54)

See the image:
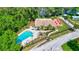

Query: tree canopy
(0, 29), (21, 51)
(0, 7), (77, 51)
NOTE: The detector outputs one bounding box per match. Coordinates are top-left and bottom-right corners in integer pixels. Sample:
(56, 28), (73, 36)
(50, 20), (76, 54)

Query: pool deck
(18, 29), (29, 36)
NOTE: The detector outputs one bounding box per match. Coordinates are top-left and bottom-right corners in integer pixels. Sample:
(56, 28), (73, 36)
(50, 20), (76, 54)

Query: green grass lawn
(62, 43), (72, 51)
(62, 38), (79, 51)
(57, 22), (69, 32)
(49, 19), (70, 39)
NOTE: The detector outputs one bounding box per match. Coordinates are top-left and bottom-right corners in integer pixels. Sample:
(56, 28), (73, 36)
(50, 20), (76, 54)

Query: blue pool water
(16, 31), (33, 44)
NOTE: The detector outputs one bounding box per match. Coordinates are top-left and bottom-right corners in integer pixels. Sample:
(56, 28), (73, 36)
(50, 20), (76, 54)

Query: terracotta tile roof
(35, 18), (62, 27)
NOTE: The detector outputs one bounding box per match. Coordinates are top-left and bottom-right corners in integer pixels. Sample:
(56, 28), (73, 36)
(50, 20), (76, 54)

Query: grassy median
(62, 43), (72, 51)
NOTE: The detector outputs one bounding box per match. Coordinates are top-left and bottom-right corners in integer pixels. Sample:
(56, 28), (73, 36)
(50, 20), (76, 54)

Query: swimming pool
(16, 31), (33, 44)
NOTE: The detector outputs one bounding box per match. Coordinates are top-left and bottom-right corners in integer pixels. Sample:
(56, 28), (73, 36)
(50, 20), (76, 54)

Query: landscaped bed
(49, 30), (72, 39)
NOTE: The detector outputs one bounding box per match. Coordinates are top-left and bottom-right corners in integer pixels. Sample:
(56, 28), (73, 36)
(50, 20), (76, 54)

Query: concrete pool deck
(17, 26), (41, 46)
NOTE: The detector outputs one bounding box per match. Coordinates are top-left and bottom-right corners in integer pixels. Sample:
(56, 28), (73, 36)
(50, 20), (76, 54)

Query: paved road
(30, 29), (79, 51)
